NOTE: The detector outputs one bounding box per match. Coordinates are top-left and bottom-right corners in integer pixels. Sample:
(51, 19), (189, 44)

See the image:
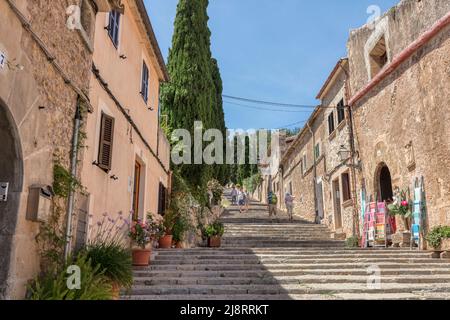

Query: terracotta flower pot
(208, 236), (221, 248)
(111, 282), (121, 300)
(159, 235), (173, 249)
(132, 248), (151, 266)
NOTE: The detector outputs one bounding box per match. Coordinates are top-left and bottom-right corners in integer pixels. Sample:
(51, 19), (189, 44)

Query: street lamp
(338, 145), (362, 170)
(338, 145), (351, 162)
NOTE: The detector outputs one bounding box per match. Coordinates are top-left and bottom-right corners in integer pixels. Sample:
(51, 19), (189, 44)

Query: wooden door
(132, 161), (141, 220)
(333, 179), (342, 229)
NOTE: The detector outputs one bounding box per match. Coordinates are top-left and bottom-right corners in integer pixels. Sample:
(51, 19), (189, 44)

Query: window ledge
(336, 120), (346, 132)
(342, 199), (353, 208)
(328, 130), (337, 141)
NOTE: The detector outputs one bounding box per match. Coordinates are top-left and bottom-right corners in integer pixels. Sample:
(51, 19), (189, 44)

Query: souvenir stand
(411, 176), (427, 249)
(361, 196), (394, 248)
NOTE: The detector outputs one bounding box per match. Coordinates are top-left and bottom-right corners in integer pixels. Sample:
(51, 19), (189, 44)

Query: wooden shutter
(337, 99), (345, 124)
(98, 113), (115, 171)
(328, 112), (335, 134)
(108, 11), (120, 47)
(158, 182), (166, 216)
(342, 173), (351, 201)
(141, 62), (149, 102)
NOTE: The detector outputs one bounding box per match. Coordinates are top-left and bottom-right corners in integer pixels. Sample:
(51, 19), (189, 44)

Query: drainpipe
(306, 122), (318, 224)
(339, 62), (360, 238)
(64, 99), (83, 261)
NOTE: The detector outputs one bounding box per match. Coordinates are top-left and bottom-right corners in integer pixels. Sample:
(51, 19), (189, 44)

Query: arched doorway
(0, 101), (23, 298)
(376, 163), (393, 202)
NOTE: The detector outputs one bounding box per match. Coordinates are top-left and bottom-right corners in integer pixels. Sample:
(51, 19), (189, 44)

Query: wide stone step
(134, 267), (450, 278)
(153, 248), (432, 255)
(143, 262), (450, 271)
(133, 274), (450, 286)
(122, 291), (450, 300)
(153, 253), (432, 260)
(150, 257), (446, 266)
(222, 241), (344, 248)
(127, 282), (450, 296)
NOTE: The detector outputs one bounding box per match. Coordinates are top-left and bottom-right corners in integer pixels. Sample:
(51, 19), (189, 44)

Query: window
(108, 10), (121, 47)
(369, 36), (388, 78)
(314, 143), (321, 160)
(342, 172), (351, 202)
(141, 61), (149, 103)
(328, 112), (335, 135)
(98, 113), (115, 171)
(337, 99), (345, 124)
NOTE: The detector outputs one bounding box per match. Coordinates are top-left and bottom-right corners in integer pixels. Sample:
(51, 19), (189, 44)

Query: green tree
(160, 0), (224, 188)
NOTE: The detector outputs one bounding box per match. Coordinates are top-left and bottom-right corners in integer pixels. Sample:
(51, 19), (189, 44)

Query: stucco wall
(80, 0), (170, 237)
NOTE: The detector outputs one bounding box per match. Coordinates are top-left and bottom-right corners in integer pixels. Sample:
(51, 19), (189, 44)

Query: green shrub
(83, 243), (132, 289)
(426, 226), (450, 249)
(345, 236), (360, 248)
(203, 220), (225, 238)
(27, 254), (113, 300)
(172, 213), (192, 243)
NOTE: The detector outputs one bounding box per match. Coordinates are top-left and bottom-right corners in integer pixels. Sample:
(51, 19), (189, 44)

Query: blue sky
(145, 0), (399, 130)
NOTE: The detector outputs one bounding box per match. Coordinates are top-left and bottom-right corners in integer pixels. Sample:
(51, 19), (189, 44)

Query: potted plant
(128, 214), (160, 266)
(158, 210), (176, 249)
(426, 226), (450, 251)
(388, 188), (413, 231)
(83, 212), (133, 299)
(205, 220), (225, 248)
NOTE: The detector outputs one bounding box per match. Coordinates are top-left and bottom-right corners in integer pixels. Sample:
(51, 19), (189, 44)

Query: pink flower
(401, 201), (408, 207)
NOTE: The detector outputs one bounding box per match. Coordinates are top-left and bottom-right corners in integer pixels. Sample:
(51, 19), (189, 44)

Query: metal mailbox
(26, 185), (53, 223)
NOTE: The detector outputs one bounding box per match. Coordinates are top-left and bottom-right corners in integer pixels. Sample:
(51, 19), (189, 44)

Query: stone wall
(0, 0), (95, 299)
(348, 1), (450, 236)
(320, 66), (356, 237)
(281, 111), (326, 223)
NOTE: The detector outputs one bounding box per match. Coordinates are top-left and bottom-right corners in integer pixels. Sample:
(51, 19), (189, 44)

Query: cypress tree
(160, 0), (220, 188)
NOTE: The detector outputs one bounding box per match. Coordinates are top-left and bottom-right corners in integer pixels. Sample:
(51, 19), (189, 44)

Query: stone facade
(317, 59), (357, 238)
(348, 0), (450, 238)
(259, 0), (450, 243)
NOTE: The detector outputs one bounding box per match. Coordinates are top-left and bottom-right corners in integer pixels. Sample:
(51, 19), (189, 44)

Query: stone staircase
(123, 194), (450, 300)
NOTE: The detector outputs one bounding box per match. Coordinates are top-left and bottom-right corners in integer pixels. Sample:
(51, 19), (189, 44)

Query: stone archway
(375, 163), (393, 202)
(0, 100), (23, 298)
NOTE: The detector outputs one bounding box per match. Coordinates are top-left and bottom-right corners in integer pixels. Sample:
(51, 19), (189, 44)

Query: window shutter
(342, 173), (351, 201)
(328, 112), (335, 134)
(98, 113), (115, 171)
(158, 182), (167, 216)
(141, 62), (149, 103)
(108, 11), (120, 47)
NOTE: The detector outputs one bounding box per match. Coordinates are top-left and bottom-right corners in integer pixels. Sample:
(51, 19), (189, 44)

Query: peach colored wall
(80, 0), (170, 232)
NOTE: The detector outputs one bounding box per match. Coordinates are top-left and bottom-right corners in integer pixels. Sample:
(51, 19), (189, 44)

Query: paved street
(125, 193), (450, 300)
